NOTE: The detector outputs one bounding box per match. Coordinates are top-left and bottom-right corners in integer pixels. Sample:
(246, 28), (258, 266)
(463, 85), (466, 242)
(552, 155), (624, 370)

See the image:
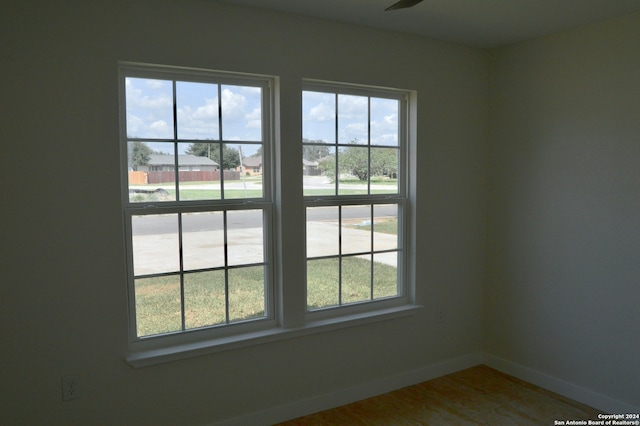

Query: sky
(302, 90), (399, 146)
(125, 78), (262, 156)
(125, 78), (400, 158)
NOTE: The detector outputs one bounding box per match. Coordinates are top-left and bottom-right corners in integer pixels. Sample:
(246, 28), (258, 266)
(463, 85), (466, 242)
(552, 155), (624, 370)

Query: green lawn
(135, 258), (398, 337)
(129, 187), (263, 202)
(337, 177), (398, 185)
(307, 257), (398, 310)
(303, 189), (398, 196)
(133, 176), (400, 337)
(348, 217), (398, 235)
(131, 187), (396, 201)
(178, 189), (264, 200)
(130, 177), (398, 202)
(135, 266), (265, 337)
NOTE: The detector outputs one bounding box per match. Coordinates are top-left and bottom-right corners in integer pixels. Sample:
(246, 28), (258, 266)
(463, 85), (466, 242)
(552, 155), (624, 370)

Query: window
(120, 64), (274, 348)
(120, 64), (416, 365)
(303, 82), (408, 316)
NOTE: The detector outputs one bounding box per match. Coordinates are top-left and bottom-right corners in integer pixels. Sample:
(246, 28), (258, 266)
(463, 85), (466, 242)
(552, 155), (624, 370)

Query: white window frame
(119, 63), (277, 356)
(120, 64), (419, 367)
(302, 80), (412, 322)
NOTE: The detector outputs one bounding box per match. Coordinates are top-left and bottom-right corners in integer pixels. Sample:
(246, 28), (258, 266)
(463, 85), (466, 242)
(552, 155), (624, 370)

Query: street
(132, 204), (398, 235)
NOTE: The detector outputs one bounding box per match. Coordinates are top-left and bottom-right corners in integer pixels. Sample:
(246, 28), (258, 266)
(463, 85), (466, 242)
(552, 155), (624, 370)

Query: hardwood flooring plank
(275, 365), (601, 425)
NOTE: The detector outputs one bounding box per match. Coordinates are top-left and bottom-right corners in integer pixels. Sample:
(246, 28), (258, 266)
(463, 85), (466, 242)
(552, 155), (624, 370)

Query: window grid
(121, 64), (273, 341)
(305, 202), (403, 310)
(122, 65), (414, 357)
(303, 82), (407, 313)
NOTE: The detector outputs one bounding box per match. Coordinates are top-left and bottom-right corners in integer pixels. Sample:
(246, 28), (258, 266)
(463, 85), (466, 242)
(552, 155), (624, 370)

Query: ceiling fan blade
(385, 0), (424, 11)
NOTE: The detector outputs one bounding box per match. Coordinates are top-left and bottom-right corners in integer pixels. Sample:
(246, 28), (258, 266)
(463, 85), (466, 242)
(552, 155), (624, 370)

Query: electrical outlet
(436, 309), (445, 323)
(62, 375), (80, 401)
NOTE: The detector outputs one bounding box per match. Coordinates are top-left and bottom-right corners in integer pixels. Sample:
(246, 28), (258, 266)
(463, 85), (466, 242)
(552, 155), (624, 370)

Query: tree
(251, 146), (263, 158)
(317, 155), (336, 181)
(320, 144), (398, 181)
(130, 141), (152, 171)
(339, 145), (369, 180)
(303, 144), (331, 162)
(302, 139), (332, 162)
(371, 148), (398, 178)
(186, 142), (240, 170)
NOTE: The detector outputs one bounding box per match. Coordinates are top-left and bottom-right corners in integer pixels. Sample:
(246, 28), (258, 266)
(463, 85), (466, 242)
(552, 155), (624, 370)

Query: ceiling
(216, 0), (640, 48)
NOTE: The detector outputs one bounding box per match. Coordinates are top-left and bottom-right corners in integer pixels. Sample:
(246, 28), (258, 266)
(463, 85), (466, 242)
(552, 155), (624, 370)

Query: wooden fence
(129, 170), (241, 185)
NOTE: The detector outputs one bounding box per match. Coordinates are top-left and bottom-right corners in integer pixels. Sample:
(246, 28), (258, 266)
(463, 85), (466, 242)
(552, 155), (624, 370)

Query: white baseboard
(484, 354), (640, 415)
(214, 352), (484, 426)
(214, 353), (638, 425)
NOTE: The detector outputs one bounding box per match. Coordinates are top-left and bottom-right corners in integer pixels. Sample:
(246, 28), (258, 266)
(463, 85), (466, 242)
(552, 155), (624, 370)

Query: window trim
(119, 64), (420, 367)
(127, 304), (421, 368)
(119, 63), (278, 353)
(302, 79), (411, 318)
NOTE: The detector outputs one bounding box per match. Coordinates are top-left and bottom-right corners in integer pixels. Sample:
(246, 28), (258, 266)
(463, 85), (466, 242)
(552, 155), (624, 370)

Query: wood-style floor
(276, 365), (601, 425)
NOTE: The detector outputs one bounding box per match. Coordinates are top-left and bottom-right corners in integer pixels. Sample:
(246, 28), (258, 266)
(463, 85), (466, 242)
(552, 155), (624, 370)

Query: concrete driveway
(132, 221), (398, 276)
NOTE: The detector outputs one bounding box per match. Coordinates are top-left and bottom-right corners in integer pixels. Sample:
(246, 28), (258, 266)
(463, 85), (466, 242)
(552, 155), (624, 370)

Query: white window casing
(119, 64), (420, 367)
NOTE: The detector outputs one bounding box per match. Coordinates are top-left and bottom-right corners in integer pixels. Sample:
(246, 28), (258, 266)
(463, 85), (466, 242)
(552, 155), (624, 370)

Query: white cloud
(191, 98), (218, 120)
(126, 115), (144, 137)
(145, 80), (165, 89)
(125, 78), (172, 109)
(220, 87), (262, 140)
(221, 88), (247, 121)
(370, 114), (397, 131)
(338, 94), (367, 119)
(342, 122), (368, 143)
(125, 79), (263, 141)
(371, 133), (398, 145)
(304, 91), (335, 123)
(150, 120), (170, 133)
(246, 106), (262, 129)
(308, 102), (334, 122)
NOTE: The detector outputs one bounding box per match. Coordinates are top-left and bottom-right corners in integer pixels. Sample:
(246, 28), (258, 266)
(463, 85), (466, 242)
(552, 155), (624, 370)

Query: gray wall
(486, 12), (640, 410)
(4, 0), (638, 423)
(1, 0), (487, 424)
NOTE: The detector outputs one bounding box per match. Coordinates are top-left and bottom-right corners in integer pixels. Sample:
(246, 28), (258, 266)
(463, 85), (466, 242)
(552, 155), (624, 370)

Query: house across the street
(238, 156), (262, 175)
(130, 154), (228, 185)
(303, 158), (320, 176)
(137, 154), (219, 172)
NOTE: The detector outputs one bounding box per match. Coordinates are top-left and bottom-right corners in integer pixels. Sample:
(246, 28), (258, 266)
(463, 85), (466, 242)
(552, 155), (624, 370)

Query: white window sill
(127, 304), (423, 368)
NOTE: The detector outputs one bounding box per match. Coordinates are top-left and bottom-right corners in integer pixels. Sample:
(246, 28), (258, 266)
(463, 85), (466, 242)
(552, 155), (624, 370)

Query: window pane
(373, 204), (398, 251)
(370, 98), (399, 146)
(184, 270), (226, 329)
(302, 83), (406, 314)
(338, 146), (369, 195)
(226, 210), (264, 266)
(303, 91), (335, 143)
(228, 266), (265, 322)
(216, 142), (239, 171)
(373, 254), (399, 299)
(222, 143), (263, 199)
(341, 205), (372, 255)
(176, 81), (219, 140)
(135, 275), (181, 337)
(303, 146), (335, 196)
(128, 142), (176, 202)
(371, 147), (399, 194)
(182, 212), (225, 270)
(123, 67), (273, 340)
(131, 214), (179, 275)
(306, 207), (339, 257)
(125, 78), (174, 139)
(221, 85), (262, 141)
(176, 145), (221, 201)
(341, 256), (371, 304)
(338, 94), (368, 144)
(307, 258), (339, 310)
